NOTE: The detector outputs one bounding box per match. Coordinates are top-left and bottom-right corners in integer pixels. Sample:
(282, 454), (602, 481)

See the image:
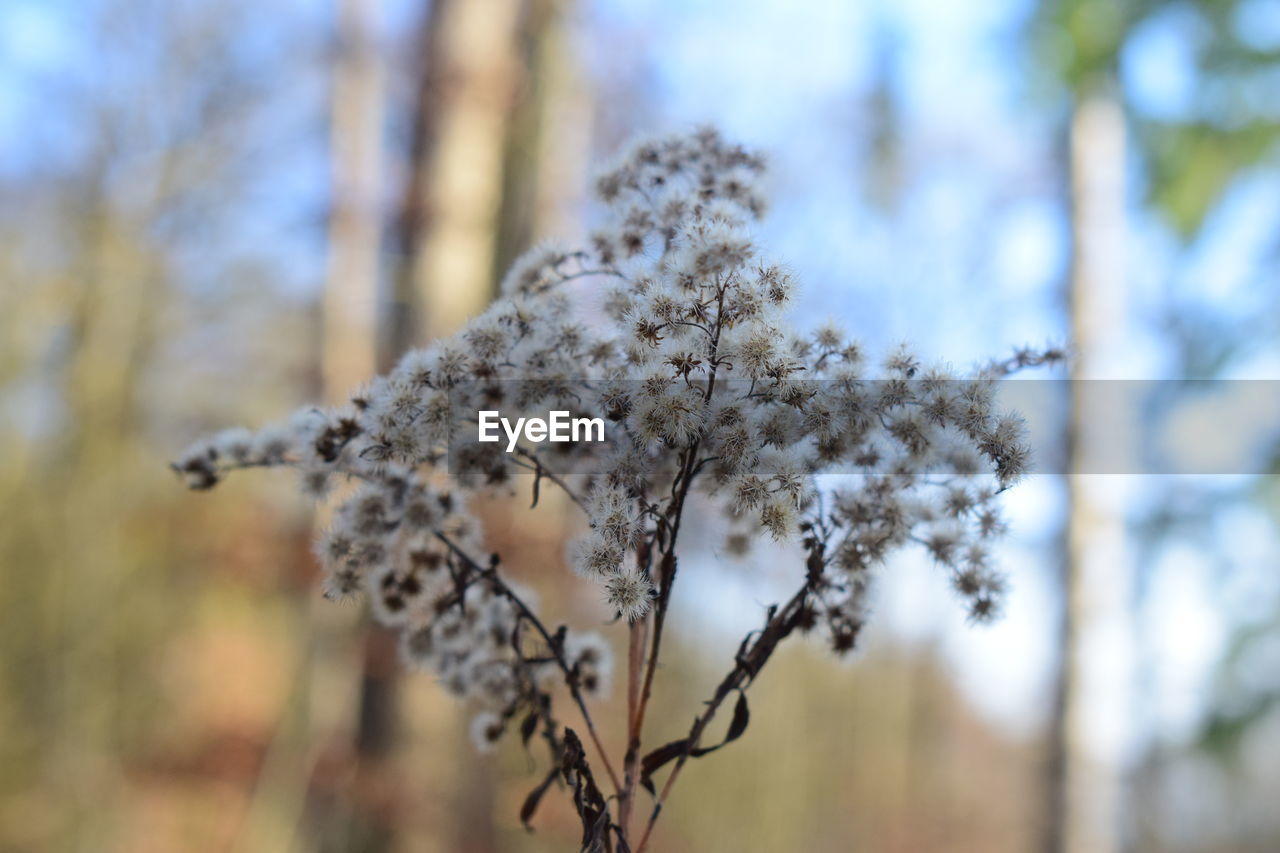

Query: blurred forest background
(1, 0), (1279, 851)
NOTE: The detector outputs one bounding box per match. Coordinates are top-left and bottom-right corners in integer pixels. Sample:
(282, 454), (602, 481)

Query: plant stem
(618, 612), (649, 839)
(634, 279), (728, 732)
(634, 584), (812, 853)
(433, 531), (624, 795)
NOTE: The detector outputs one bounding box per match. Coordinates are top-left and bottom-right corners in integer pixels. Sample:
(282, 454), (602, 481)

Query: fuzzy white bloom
(469, 710), (506, 753)
(603, 571), (654, 622)
(366, 563), (425, 627)
(565, 631), (614, 699)
(759, 497), (797, 541)
(587, 486), (642, 550)
(212, 427), (254, 463)
(175, 127), (1061, 764)
(570, 533), (624, 580)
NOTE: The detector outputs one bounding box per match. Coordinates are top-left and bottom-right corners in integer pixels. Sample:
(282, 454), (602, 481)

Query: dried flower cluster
(174, 128), (1061, 851)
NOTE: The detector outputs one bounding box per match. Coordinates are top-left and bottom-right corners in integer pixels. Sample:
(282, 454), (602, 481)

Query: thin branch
(617, 610), (650, 837)
(508, 447), (590, 513)
(433, 532), (624, 795)
(634, 583), (813, 853)
(633, 279), (729, 748)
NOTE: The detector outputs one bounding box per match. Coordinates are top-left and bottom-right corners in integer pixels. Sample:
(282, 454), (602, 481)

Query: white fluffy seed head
(469, 711), (505, 753)
(570, 534), (624, 580)
(566, 631), (614, 699)
(603, 571), (653, 622)
(175, 128), (1049, 725)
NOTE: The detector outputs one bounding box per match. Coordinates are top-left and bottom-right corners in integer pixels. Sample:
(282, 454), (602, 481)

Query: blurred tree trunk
(55, 203), (161, 850)
(327, 0), (589, 845)
(324, 0), (383, 401)
(235, 0), (384, 826)
(1046, 86), (1129, 853)
(373, 0), (529, 849)
(385, 0), (524, 355)
(317, 2), (395, 852)
(496, 0), (594, 271)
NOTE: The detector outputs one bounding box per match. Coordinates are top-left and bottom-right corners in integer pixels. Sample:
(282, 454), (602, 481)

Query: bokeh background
(2, 0), (1279, 850)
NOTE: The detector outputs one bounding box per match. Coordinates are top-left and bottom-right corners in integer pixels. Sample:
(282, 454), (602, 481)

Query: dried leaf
(520, 710), (539, 746)
(639, 738), (690, 796)
(519, 768), (559, 829)
(691, 692), (749, 757)
(561, 728), (610, 849)
(726, 691), (750, 742)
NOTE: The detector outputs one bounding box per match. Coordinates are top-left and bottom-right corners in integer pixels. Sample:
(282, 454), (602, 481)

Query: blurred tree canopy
(0, 1), (322, 848)
(1032, 0), (1280, 238)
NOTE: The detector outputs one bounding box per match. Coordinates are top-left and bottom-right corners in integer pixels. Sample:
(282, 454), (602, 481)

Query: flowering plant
(174, 129), (1060, 851)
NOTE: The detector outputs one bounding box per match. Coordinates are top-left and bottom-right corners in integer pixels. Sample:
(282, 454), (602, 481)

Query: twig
(617, 612), (650, 836)
(509, 447), (590, 513)
(632, 280), (729, 749)
(433, 532), (624, 795)
(634, 584), (812, 853)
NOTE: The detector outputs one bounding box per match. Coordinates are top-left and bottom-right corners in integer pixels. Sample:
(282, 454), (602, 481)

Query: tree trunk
(323, 0), (383, 402)
(1046, 88), (1131, 853)
(320, 2), (396, 851)
(386, 0), (525, 352)
(378, 1), (528, 850)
